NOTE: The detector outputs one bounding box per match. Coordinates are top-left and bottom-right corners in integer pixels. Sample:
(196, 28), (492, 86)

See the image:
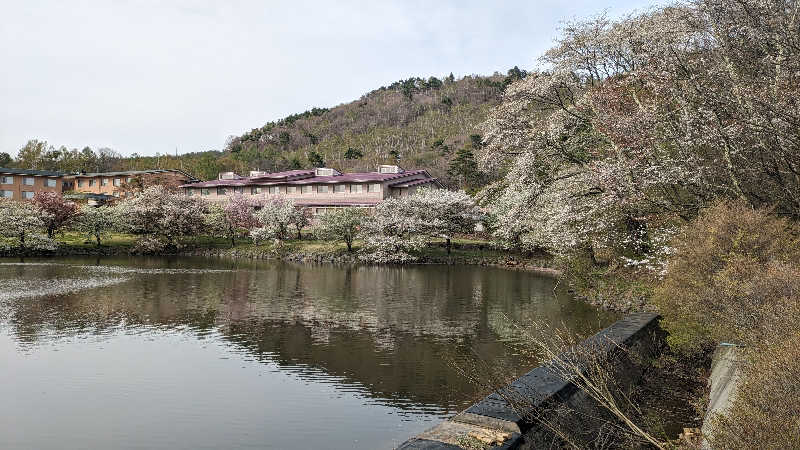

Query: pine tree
(448, 147), (480, 191)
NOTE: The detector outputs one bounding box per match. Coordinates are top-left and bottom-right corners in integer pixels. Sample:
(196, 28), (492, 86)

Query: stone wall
(397, 313), (665, 449)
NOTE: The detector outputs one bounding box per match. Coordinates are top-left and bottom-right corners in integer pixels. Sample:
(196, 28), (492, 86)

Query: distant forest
(3, 68), (527, 191)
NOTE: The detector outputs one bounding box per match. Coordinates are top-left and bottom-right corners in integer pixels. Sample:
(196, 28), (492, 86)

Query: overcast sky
(1, 0), (660, 157)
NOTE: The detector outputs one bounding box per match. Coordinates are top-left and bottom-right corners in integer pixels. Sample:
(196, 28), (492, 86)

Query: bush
(314, 208), (366, 252)
(653, 201), (800, 353)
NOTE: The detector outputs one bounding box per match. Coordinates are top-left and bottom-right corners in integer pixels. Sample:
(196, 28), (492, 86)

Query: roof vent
(377, 165), (404, 174)
(249, 170), (269, 177)
(314, 167), (341, 176)
(218, 172), (242, 180)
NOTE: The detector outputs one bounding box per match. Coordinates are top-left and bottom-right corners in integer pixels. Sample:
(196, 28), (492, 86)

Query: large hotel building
(181, 165), (441, 214)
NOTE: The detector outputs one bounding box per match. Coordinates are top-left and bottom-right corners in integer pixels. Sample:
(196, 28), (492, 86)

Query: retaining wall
(397, 312), (664, 449)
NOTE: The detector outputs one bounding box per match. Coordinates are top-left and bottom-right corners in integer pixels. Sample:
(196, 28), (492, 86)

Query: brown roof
(388, 178), (441, 188)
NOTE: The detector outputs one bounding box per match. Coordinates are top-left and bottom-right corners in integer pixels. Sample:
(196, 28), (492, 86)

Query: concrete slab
(701, 344), (742, 448)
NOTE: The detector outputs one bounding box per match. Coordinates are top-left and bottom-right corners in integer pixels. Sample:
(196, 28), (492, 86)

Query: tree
(207, 194), (262, 247)
(360, 199), (427, 263)
(315, 208), (367, 251)
(308, 151), (325, 168)
(479, 0), (800, 259)
(344, 147), (363, 160)
(290, 206), (312, 240)
(250, 197), (296, 244)
(73, 205), (118, 246)
(448, 147), (480, 191)
(117, 186), (208, 251)
(32, 192), (78, 238)
(0, 152), (12, 167)
(403, 189), (483, 254)
(16, 140), (49, 169)
(0, 199), (55, 250)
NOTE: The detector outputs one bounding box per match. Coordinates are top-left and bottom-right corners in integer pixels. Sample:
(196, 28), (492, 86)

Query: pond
(0, 257), (617, 449)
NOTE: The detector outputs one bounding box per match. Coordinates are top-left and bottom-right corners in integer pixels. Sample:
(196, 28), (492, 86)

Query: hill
(5, 69), (527, 188)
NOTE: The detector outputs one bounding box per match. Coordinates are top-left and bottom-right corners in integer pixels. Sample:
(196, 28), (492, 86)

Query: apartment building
(181, 165), (441, 214)
(0, 168), (65, 199)
(68, 169), (197, 198)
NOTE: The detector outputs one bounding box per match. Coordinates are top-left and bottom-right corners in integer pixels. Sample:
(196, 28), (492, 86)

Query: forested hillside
(5, 69), (526, 188)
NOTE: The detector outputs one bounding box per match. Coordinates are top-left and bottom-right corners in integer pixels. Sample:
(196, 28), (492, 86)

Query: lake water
(0, 257), (616, 449)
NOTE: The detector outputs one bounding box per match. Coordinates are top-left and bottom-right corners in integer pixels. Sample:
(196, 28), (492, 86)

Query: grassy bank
(5, 231), (558, 272)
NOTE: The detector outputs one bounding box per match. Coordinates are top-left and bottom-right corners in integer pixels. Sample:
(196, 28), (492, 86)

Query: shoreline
(0, 243), (564, 276)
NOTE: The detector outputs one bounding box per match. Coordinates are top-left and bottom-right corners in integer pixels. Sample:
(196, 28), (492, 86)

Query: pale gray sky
(1, 0), (660, 156)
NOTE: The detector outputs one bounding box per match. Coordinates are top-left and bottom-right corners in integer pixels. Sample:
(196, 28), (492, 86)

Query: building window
(77, 179), (84, 187)
(315, 207), (327, 215)
(126, 177), (133, 183)
(113, 192), (120, 197)
(369, 183), (381, 193)
(89, 179), (95, 187)
(22, 191), (34, 199)
(46, 179), (57, 188)
(0, 190), (13, 198)
(1, 176), (13, 184)
(351, 184), (363, 193)
(334, 184), (346, 193)
(318, 185), (329, 193)
(113, 178), (121, 187)
(23, 177), (34, 186)
(268, 186), (279, 195)
(186, 189), (194, 196)
(101, 178), (109, 186)
(301, 185), (312, 194)
(286, 186), (297, 194)
(201, 189), (210, 196)
(233, 186), (244, 194)
(217, 187), (227, 195)
(251, 186), (262, 195)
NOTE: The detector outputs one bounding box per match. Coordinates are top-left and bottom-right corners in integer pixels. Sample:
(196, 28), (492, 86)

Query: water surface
(0, 257), (616, 449)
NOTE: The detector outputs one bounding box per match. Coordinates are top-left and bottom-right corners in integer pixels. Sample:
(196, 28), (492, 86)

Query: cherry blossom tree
(478, 0), (800, 263)
(0, 198), (55, 250)
(32, 192), (78, 238)
(402, 188), (484, 254)
(207, 194), (263, 247)
(314, 207), (367, 251)
(359, 199), (427, 263)
(73, 205), (119, 246)
(290, 206), (312, 240)
(250, 197), (296, 244)
(117, 186), (208, 251)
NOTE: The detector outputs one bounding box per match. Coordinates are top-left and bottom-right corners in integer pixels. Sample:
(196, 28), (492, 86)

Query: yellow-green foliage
(654, 201), (800, 353)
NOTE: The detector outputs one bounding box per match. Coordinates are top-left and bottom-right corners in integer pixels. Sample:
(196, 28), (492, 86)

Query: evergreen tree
(344, 147), (363, 160)
(448, 147), (480, 191)
(308, 151), (325, 168)
(0, 152), (12, 167)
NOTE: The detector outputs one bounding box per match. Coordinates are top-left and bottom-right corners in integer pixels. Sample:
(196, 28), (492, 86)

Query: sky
(1, 0), (661, 157)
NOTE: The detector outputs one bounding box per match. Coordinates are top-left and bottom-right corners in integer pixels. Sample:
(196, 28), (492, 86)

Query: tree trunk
(446, 237), (451, 255)
(296, 227), (302, 240)
(95, 233), (101, 247)
(346, 239), (352, 252)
